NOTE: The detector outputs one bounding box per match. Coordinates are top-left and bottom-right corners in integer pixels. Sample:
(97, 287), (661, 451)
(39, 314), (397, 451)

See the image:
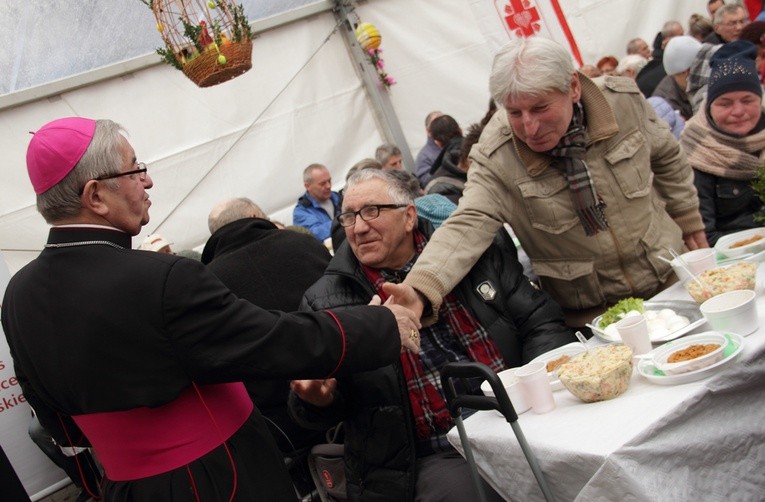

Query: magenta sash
(72, 382), (253, 481)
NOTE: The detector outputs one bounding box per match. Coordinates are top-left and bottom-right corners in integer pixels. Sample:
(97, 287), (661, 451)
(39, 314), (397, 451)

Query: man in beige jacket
(385, 37), (707, 329)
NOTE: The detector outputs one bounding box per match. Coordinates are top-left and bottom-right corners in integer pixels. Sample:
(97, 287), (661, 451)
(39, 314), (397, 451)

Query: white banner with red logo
(484, 0), (584, 64)
(469, 0), (704, 69)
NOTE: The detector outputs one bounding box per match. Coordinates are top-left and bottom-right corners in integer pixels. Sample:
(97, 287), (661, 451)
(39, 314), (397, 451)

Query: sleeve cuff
(671, 208), (705, 236)
(404, 269), (445, 327)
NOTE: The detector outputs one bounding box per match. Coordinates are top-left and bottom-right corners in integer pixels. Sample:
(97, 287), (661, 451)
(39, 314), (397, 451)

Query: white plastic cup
(515, 361), (555, 414)
(671, 248), (717, 282)
(481, 368), (531, 414)
(614, 315), (652, 354)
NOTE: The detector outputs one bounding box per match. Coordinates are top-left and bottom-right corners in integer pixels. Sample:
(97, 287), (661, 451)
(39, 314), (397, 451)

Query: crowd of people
(569, 1), (765, 251)
(4, 2), (765, 501)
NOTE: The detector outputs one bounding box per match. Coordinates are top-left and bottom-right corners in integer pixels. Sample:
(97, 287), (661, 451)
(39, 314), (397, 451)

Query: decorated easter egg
(355, 22), (381, 51)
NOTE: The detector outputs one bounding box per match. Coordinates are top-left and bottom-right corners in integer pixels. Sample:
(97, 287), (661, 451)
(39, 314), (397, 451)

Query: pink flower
(364, 46), (394, 89)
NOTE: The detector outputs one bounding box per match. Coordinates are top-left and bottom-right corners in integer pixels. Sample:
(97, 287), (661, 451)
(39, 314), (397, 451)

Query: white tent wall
(362, 0), (496, 129)
(571, 0), (706, 64)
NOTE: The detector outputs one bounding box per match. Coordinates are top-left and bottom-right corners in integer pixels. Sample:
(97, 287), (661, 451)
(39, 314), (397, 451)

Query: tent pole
(333, 0), (415, 172)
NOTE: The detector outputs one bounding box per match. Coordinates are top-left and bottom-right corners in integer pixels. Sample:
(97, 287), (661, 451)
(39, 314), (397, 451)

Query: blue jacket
(293, 191), (341, 241)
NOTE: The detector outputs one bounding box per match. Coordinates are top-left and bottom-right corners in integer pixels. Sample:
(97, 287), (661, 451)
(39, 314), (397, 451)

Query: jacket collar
(201, 217), (277, 264)
(505, 73), (620, 177)
(47, 226), (132, 249)
(298, 191), (340, 209)
(430, 136), (468, 180)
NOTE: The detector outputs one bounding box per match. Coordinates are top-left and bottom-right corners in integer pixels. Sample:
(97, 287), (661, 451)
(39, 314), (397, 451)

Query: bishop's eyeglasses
(96, 162), (148, 181)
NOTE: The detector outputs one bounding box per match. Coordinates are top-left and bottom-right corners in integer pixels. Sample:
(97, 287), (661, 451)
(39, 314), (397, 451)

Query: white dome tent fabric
(0, 0), (706, 498)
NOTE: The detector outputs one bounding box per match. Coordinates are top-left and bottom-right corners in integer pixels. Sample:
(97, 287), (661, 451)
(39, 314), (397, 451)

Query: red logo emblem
(502, 0), (541, 37)
(322, 469), (335, 489)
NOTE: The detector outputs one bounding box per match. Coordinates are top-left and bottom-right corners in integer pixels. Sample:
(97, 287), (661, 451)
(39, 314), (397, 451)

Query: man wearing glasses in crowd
(290, 169), (574, 501)
(705, 2), (749, 44)
(2, 117), (421, 501)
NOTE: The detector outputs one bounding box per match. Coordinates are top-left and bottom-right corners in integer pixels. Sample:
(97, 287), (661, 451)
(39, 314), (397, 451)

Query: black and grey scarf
(549, 103), (609, 236)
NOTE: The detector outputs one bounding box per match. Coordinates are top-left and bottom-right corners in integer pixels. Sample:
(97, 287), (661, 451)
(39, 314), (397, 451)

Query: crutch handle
(441, 362), (519, 423)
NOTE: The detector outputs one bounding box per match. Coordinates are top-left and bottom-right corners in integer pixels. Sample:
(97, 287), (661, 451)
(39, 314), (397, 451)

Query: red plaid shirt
(362, 231), (506, 455)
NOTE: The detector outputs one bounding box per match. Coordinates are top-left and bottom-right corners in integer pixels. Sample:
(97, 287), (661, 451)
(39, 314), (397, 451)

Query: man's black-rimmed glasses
(95, 162), (148, 181)
(337, 204), (408, 227)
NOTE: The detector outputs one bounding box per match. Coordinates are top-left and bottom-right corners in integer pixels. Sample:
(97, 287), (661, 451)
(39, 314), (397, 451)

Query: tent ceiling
(0, 0), (321, 96)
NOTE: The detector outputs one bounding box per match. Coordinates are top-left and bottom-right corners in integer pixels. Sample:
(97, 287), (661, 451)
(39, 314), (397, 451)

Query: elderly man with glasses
(705, 2), (749, 44)
(290, 168), (575, 502)
(2, 117), (422, 501)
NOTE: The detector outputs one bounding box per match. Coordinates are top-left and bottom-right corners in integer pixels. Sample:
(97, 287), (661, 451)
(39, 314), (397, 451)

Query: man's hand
(381, 282), (425, 319)
(369, 294), (421, 354)
(683, 230), (709, 251)
(290, 379), (337, 407)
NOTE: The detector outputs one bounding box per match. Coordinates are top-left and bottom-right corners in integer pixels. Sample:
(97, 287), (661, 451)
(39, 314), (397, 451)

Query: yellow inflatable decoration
(355, 22), (381, 51)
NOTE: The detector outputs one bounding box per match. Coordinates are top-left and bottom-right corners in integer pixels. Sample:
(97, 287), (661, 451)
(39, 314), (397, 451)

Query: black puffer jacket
(291, 220), (574, 501)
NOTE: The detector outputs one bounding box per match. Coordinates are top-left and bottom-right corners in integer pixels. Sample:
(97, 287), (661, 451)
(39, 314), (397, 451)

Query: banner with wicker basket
(140, 0), (253, 88)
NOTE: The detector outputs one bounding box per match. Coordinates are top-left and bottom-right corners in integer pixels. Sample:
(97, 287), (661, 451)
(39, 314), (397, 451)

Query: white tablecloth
(447, 269), (765, 501)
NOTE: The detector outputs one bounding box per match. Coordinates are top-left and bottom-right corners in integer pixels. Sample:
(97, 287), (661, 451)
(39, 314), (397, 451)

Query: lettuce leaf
(598, 298), (645, 328)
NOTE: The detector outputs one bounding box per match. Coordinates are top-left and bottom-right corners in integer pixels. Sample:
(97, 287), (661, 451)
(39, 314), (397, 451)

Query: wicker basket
(147, 0), (253, 88)
(182, 40), (252, 87)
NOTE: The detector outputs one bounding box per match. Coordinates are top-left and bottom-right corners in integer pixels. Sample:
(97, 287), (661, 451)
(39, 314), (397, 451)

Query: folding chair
(441, 362), (555, 502)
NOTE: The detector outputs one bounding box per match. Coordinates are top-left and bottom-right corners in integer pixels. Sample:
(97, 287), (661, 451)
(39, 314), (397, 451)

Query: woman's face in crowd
(710, 90), (762, 136)
(599, 62), (616, 76)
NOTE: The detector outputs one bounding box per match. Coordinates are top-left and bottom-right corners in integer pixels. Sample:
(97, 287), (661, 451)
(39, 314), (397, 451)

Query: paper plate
(714, 228), (765, 259)
(637, 332), (744, 385)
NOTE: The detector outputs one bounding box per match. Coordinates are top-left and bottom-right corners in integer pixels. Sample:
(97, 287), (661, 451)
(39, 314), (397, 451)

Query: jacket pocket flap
(532, 259), (593, 280)
(604, 131), (645, 165)
(517, 174), (568, 198)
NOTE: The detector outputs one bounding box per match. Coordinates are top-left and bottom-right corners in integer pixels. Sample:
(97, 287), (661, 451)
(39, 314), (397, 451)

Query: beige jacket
(406, 75), (704, 325)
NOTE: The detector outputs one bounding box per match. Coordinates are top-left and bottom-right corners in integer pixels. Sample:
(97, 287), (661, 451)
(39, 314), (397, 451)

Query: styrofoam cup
(671, 248), (717, 282)
(515, 361), (555, 414)
(480, 368), (531, 414)
(615, 315), (652, 354)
